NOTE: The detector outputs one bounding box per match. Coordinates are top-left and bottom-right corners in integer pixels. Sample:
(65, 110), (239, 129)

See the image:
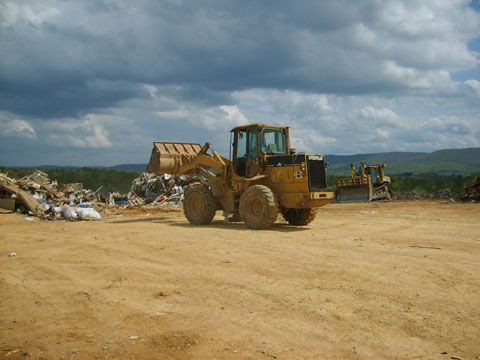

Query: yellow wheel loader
(146, 123), (334, 229)
(335, 162), (393, 203)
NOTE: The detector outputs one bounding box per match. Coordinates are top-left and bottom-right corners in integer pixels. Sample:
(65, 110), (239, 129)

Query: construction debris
(394, 190), (454, 200)
(0, 170), (201, 220)
(0, 171), (99, 220)
(129, 172), (201, 206)
(0, 182), (42, 215)
(458, 176), (480, 202)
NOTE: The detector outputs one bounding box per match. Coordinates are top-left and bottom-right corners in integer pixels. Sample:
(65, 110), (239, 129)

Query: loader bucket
(335, 177), (372, 203)
(146, 142), (202, 174)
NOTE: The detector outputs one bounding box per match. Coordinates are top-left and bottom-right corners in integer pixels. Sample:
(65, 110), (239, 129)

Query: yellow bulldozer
(146, 123), (334, 229)
(335, 162), (393, 202)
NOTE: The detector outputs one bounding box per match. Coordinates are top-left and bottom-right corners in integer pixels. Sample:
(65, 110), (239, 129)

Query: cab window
(261, 129), (285, 154)
(247, 129), (257, 160)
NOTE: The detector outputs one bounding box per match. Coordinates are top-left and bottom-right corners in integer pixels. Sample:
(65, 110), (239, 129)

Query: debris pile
(458, 176), (480, 202)
(0, 170), (100, 220)
(129, 172), (201, 206)
(394, 190), (454, 200)
(0, 170), (203, 220)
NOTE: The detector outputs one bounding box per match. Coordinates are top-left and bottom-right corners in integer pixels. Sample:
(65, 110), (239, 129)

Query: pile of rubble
(0, 170), (100, 220)
(458, 176), (480, 202)
(129, 172), (201, 206)
(0, 170), (202, 220)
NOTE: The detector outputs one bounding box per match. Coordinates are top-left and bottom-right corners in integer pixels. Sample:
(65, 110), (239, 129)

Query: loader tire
(283, 208), (318, 226)
(239, 185), (278, 229)
(183, 185), (217, 225)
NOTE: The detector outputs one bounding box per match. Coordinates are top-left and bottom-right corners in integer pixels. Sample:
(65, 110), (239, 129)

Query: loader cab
(231, 124), (289, 178)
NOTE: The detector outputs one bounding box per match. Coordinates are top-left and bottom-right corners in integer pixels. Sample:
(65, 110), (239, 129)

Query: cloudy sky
(1, 0), (479, 166)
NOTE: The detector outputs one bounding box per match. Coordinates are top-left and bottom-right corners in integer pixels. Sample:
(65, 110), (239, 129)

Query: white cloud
(218, 105), (249, 127)
(42, 115), (113, 148)
(0, 0), (479, 166)
(0, 118), (37, 139)
(155, 109), (188, 119)
(0, 2), (60, 27)
(351, 106), (400, 127)
(464, 79), (480, 96)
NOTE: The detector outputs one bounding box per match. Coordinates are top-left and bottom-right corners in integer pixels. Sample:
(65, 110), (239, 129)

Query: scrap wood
(0, 183), (41, 215)
(0, 172), (16, 186)
(17, 169), (59, 195)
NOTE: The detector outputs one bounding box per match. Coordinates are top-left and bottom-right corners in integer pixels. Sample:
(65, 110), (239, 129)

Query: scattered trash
(150, 312), (167, 317)
(129, 336), (139, 340)
(8, 252), (16, 257)
(62, 205), (78, 220)
(76, 207), (101, 220)
(409, 245), (441, 250)
(24, 217), (34, 221)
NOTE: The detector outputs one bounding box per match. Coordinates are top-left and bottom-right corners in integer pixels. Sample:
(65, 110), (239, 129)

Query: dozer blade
(335, 184), (372, 203)
(146, 142), (202, 174)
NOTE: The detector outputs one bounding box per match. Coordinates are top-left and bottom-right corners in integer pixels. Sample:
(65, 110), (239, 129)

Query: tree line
(0, 167), (142, 194)
(1, 166), (477, 196)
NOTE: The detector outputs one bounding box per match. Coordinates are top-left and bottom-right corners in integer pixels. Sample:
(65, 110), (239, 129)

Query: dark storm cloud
(3, 0), (477, 121)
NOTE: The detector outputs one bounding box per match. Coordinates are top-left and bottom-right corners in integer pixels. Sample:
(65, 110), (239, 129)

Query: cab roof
(230, 123), (289, 132)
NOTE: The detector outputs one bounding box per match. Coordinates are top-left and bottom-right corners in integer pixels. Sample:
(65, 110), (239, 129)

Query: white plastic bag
(62, 205), (78, 219)
(76, 207), (101, 220)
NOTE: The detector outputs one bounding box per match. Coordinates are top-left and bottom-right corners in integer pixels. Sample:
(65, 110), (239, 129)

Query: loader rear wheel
(283, 208), (318, 225)
(239, 185), (278, 229)
(183, 185), (217, 225)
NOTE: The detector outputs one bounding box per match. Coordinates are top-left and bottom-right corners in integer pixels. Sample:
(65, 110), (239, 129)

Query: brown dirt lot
(1, 200), (479, 360)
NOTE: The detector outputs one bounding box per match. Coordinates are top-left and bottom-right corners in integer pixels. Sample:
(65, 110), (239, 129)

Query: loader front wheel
(239, 185), (278, 229)
(183, 185), (217, 225)
(283, 208), (318, 226)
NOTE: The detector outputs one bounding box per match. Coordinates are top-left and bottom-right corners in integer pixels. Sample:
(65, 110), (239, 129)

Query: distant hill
(326, 147), (480, 175)
(102, 148), (480, 175)
(5, 147), (478, 175)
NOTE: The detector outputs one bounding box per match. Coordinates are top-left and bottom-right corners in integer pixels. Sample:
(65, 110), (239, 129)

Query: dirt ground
(1, 200), (479, 360)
